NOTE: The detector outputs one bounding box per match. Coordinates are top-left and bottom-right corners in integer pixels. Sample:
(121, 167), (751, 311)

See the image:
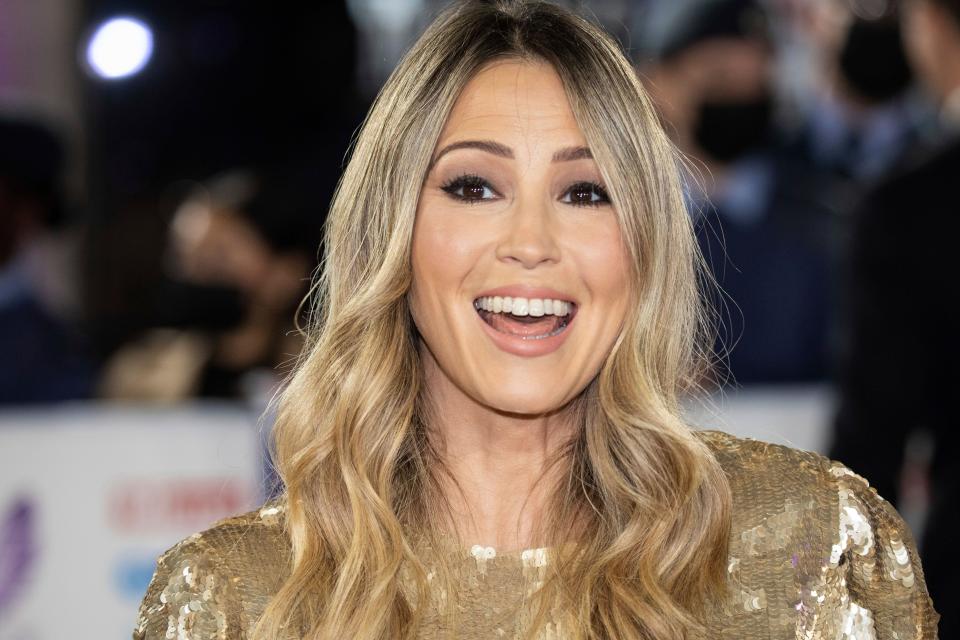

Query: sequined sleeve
(827, 461), (940, 639)
(132, 533), (241, 640)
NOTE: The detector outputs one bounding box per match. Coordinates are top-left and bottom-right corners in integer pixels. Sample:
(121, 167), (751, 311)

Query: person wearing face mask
(644, 0), (842, 386)
(95, 169), (317, 402)
(787, 3), (930, 185)
(132, 2), (938, 639)
(643, 0), (777, 166)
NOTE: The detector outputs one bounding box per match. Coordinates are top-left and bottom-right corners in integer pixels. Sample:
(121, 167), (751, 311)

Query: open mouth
(473, 296), (577, 340)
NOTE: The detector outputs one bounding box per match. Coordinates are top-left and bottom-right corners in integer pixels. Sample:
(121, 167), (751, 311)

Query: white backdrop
(683, 383), (835, 453)
(0, 402), (264, 640)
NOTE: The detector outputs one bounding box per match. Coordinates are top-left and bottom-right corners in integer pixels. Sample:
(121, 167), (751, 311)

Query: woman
(133, 1), (939, 638)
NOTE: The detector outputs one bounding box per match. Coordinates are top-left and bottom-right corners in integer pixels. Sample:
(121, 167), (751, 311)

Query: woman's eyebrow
(428, 139), (592, 169)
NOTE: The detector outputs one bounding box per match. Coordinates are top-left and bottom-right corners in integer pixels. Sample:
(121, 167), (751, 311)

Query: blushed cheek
(416, 207), (489, 284)
(579, 225), (631, 298)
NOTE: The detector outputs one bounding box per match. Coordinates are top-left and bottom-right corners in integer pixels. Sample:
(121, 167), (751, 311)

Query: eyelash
(440, 173), (610, 208)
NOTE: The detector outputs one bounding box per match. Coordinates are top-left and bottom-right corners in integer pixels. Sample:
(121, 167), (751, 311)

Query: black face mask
(692, 94), (774, 164)
(837, 16), (912, 104)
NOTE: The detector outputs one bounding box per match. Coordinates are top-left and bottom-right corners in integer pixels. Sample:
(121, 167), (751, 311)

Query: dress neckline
(427, 535), (579, 568)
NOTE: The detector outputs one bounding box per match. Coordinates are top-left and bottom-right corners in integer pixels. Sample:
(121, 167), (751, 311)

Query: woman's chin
(478, 386), (574, 417)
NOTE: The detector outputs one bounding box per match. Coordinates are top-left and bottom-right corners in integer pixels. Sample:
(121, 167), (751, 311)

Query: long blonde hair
(253, 1), (731, 638)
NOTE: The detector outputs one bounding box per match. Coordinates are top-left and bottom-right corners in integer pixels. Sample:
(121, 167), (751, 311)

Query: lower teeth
(522, 325), (567, 340)
(477, 309), (569, 339)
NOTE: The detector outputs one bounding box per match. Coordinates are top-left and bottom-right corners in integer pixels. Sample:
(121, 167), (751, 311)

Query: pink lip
(474, 285), (578, 304)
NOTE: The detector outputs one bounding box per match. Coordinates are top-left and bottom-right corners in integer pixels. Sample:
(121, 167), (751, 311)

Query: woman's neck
(420, 351), (577, 553)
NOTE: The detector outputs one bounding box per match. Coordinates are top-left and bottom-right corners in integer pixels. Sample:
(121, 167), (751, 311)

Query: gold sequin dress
(132, 429), (941, 639)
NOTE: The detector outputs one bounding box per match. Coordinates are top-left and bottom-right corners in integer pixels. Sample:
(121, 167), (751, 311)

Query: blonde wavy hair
(253, 1), (732, 638)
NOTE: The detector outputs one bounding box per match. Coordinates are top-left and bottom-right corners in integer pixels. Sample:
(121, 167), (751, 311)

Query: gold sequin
(132, 430), (940, 639)
(740, 498), (807, 556)
(136, 539), (232, 640)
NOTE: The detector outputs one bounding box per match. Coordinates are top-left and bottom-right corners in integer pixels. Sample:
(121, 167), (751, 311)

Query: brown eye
(563, 182), (610, 207)
(441, 174), (498, 204)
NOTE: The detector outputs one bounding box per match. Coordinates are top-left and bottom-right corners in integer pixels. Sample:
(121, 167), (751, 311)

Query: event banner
(0, 402), (264, 639)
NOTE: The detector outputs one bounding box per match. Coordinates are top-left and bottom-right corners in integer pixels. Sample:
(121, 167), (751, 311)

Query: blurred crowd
(1, 132), (320, 402)
(1, 0), (956, 633)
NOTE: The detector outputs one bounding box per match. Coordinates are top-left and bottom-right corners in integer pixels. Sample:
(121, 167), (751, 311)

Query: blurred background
(0, 0), (955, 636)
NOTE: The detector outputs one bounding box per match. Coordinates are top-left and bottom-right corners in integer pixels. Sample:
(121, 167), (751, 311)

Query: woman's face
(409, 59), (631, 415)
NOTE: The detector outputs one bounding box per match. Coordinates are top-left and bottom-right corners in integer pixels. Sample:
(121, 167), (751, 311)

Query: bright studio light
(86, 17), (153, 80)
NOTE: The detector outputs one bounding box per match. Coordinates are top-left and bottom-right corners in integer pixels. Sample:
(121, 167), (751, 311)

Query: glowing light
(86, 17), (153, 80)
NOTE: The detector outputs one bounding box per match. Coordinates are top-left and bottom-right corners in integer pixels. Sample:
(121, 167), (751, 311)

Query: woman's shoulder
(693, 427), (914, 551)
(694, 427), (888, 499)
(694, 427), (829, 475)
(132, 499), (291, 640)
(693, 428), (940, 637)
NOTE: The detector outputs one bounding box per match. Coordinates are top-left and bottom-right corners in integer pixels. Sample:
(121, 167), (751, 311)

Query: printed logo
(107, 478), (256, 532)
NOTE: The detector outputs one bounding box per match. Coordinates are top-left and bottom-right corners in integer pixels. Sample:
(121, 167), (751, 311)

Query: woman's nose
(494, 194), (561, 268)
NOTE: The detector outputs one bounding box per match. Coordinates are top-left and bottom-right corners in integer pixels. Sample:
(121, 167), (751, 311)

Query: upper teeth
(474, 296), (573, 317)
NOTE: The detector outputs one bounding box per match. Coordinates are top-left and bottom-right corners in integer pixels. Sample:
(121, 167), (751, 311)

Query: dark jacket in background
(830, 136), (959, 640)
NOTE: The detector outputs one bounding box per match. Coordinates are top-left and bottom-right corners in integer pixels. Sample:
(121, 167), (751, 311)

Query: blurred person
(644, 0), (842, 385)
(782, 1), (926, 183)
(97, 170), (316, 402)
(79, 2), (360, 395)
(132, 1), (937, 638)
(829, 0), (960, 635)
(0, 117), (99, 403)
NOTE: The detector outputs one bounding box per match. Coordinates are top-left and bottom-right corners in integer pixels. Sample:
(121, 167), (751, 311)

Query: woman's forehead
(436, 60), (588, 156)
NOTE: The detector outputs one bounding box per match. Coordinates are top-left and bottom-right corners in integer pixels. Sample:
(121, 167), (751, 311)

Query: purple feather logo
(0, 497), (36, 618)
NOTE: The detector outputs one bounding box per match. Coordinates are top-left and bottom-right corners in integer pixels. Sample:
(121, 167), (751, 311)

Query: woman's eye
(562, 182), (610, 207)
(440, 175), (610, 208)
(440, 174), (498, 204)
